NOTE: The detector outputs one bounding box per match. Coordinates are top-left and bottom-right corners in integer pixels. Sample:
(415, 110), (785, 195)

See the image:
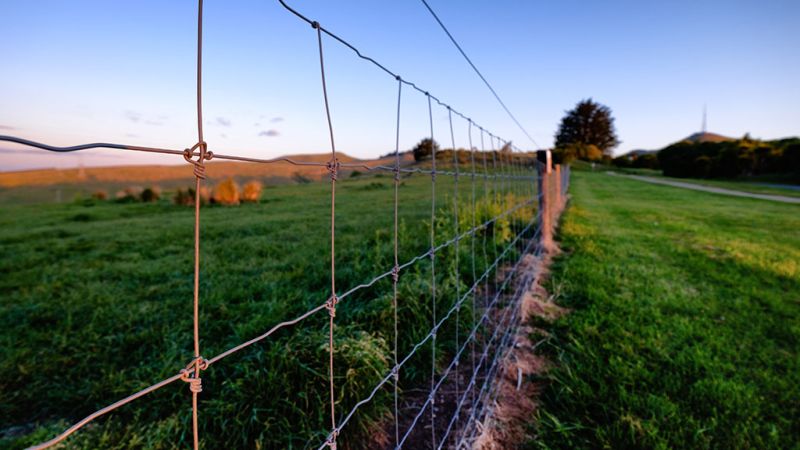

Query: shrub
(241, 181), (263, 203)
(173, 186), (210, 206)
(173, 188), (192, 206)
(91, 190), (108, 201)
(412, 138), (439, 162)
(213, 179), (240, 205)
(115, 186), (142, 203)
(140, 186), (161, 203)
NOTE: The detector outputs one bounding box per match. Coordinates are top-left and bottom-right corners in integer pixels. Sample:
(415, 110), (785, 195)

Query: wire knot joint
(180, 356), (209, 394)
(326, 294), (339, 318)
(326, 158), (340, 182)
(183, 141), (212, 180)
(325, 430), (339, 449)
(391, 265), (400, 283)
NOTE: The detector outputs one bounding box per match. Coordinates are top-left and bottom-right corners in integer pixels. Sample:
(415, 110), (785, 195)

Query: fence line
(0, 1), (572, 448)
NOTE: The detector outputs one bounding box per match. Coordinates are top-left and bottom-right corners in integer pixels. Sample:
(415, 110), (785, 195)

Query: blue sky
(1, 0), (798, 171)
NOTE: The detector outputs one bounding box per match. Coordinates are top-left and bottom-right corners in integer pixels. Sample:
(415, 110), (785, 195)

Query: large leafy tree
(555, 99), (619, 156)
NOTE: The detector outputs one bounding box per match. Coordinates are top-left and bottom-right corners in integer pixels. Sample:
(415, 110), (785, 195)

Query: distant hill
(680, 132), (734, 144)
(0, 152), (413, 188)
(618, 132), (735, 158)
(619, 149), (658, 158)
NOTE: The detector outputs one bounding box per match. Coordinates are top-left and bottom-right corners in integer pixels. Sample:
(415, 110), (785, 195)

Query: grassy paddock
(0, 166), (536, 449)
(532, 172), (800, 449)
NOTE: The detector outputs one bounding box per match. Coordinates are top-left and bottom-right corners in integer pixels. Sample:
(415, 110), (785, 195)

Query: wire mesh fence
(0, 1), (571, 448)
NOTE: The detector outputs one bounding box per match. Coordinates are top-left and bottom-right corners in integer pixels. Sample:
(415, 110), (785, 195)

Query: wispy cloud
(125, 111), (163, 126)
(258, 129), (280, 137)
(0, 125), (17, 131)
(124, 110), (141, 123)
(217, 117), (231, 127)
(271, 117), (284, 123)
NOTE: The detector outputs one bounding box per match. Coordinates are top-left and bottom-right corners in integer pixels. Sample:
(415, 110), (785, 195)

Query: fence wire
(1, 1), (571, 449)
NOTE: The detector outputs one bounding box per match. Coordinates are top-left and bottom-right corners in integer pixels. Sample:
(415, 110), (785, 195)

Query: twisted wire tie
(391, 365), (399, 381)
(325, 430), (339, 449)
(391, 265), (400, 283)
(393, 165), (401, 182)
(326, 158), (340, 182)
(182, 141), (213, 180)
(325, 294), (339, 318)
(431, 169), (437, 182)
(179, 357), (209, 393)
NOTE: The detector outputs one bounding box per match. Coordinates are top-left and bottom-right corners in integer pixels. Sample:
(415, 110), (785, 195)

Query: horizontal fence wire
(1, 1), (573, 449)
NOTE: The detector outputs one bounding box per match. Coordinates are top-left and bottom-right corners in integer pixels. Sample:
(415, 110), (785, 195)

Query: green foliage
(555, 99), (619, 155)
(658, 137), (800, 179)
(531, 172), (800, 450)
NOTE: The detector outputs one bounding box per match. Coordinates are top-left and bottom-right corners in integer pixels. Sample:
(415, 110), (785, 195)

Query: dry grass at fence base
(472, 250), (567, 450)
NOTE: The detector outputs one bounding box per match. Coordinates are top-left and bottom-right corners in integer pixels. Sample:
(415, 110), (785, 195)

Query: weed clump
(173, 186), (210, 206)
(213, 179), (240, 205)
(115, 186), (142, 203)
(140, 186), (161, 203)
(241, 181), (263, 203)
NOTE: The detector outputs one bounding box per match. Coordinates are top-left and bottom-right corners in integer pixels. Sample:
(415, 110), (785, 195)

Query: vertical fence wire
(391, 76), (403, 448)
(313, 21), (340, 449)
(447, 107), (460, 444)
(426, 93), (438, 448)
(189, 1), (206, 448)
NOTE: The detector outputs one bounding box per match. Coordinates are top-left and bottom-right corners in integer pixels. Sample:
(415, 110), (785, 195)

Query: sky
(1, 0), (799, 171)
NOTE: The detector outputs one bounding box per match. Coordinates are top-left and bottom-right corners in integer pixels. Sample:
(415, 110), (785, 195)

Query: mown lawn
(533, 171), (800, 449)
(0, 165), (536, 449)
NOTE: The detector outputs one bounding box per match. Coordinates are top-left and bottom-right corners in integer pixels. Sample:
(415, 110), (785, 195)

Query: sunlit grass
(532, 171), (800, 449)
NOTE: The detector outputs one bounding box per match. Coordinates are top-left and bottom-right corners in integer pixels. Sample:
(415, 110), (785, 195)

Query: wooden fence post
(536, 150), (554, 253)
(554, 163), (562, 212)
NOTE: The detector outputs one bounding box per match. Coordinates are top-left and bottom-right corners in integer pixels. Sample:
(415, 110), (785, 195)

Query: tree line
(656, 137), (800, 179)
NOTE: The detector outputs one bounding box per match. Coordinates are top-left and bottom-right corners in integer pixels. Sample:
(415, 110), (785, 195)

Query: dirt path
(613, 173), (800, 204)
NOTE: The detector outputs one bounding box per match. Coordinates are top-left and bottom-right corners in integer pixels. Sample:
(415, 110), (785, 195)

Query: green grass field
(533, 171), (800, 449)
(0, 166), (535, 449)
(665, 177), (800, 199)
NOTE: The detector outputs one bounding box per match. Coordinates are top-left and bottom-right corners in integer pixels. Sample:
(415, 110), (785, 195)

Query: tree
(555, 99), (619, 156)
(412, 138), (439, 162)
